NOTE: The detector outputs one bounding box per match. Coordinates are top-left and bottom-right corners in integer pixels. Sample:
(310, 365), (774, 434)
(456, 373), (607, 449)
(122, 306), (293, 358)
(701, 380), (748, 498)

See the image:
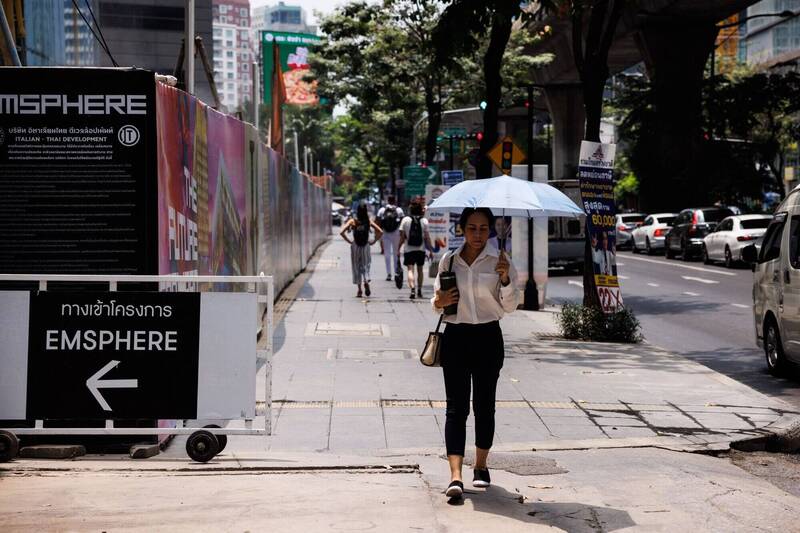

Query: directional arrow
(86, 360), (138, 412)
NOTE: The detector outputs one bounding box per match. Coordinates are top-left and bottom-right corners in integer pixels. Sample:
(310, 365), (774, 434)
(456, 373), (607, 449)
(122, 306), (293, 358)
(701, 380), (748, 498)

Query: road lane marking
(681, 275), (719, 285)
(616, 262), (626, 266)
(621, 254), (736, 276)
(682, 291), (700, 296)
(731, 303), (750, 309)
(647, 283), (660, 287)
(618, 275), (629, 280)
(568, 280), (584, 288)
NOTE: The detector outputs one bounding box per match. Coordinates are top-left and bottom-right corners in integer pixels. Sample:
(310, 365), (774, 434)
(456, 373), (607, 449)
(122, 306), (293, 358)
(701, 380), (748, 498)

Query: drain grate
(327, 348), (417, 360)
(305, 322), (390, 337)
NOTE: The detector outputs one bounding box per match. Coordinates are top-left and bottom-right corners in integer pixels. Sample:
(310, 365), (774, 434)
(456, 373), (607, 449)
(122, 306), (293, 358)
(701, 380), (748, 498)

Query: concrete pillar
(543, 86), (585, 181)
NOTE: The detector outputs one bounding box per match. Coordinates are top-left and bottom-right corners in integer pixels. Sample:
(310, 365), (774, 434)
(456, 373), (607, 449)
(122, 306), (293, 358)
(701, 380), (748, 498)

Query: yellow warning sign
(487, 136), (526, 174)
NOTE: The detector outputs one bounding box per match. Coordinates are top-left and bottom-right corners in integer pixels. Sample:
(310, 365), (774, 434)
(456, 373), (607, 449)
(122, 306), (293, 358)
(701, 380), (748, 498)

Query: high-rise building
(64, 0), (100, 66)
(212, 0), (253, 111)
(744, 0), (800, 67)
(252, 2), (315, 35)
(23, 0), (65, 65)
(95, 0), (215, 104)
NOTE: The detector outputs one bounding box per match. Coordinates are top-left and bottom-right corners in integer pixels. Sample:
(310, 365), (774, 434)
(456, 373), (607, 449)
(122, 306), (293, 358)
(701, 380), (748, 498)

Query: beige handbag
(420, 314), (445, 367)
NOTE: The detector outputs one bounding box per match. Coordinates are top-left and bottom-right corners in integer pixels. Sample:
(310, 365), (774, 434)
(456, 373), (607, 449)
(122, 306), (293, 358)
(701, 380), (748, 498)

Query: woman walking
(340, 202), (383, 297)
(399, 198), (433, 299)
(431, 207), (518, 499)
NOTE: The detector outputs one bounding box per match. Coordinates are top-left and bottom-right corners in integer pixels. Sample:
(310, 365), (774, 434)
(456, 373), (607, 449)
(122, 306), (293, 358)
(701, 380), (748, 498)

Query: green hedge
(556, 303), (643, 343)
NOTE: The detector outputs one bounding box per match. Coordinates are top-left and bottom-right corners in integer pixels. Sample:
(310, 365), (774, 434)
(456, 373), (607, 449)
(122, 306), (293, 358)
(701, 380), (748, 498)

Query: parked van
(745, 189), (800, 376)
(547, 179), (585, 271)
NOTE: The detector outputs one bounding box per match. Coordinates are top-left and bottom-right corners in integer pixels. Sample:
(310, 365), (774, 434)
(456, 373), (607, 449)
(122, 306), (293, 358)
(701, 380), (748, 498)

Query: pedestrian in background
(340, 202), (383, 298)
(431, 207), (518, 499)
(377, 195), (404, 282)
(399, 198), (433, 299)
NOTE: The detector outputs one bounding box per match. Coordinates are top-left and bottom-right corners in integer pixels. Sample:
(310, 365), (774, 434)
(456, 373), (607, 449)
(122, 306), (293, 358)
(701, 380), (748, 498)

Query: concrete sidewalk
(3, 234), (800, 532)
(258, 235), (800, 455)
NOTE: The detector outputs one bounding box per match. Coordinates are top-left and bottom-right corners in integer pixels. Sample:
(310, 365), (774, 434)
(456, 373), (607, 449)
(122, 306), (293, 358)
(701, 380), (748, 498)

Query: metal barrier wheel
(0, 430), (19, 462)
(204, 424), (227, 453)
(186, 430), (219, 463)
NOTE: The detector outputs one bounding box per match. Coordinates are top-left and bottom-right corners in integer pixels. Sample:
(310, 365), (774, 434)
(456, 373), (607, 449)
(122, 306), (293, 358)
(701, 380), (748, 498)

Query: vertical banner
(578, 141), (622, 312)
(424, 184), (450, 261)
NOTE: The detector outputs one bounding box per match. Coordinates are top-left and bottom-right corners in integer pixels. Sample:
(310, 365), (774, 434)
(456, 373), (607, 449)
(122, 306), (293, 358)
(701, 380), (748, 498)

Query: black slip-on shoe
(445, 480), (464, 498)
(473, 468), (491, 488)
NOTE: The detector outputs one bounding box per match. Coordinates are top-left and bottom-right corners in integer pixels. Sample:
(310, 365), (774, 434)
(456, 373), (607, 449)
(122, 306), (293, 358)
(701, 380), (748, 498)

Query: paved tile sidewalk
(248, 235), (800, 455)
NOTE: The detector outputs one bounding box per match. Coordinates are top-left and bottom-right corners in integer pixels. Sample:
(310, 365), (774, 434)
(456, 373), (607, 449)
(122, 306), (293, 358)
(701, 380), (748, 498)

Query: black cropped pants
(441, 320), (504, 456)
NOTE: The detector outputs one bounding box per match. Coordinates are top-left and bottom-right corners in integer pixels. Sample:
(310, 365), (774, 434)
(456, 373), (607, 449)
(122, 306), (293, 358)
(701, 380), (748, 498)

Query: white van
(746, 191), (800, 376)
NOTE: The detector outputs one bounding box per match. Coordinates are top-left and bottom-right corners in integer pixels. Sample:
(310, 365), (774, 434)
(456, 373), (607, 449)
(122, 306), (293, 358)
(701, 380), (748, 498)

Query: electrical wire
(83, 0), (117, 67)
(69, 0), (118, 67)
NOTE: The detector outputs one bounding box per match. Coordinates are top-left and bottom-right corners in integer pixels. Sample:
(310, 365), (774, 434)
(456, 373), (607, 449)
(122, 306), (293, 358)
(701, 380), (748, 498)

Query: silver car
(615, 213), (645, 249)
(630, 213), (677, 254)
(748, 190), (800, 376)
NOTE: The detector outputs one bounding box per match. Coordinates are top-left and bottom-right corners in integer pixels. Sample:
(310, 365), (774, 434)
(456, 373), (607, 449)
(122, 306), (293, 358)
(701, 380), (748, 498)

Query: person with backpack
(340, 202), (383, 297)
(376, 195), (404, 282)
(398, 197), (433, 299)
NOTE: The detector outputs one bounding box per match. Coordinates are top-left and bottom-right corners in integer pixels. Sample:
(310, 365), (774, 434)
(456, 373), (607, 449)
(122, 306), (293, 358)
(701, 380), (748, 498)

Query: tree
(433, 0), (522, 178)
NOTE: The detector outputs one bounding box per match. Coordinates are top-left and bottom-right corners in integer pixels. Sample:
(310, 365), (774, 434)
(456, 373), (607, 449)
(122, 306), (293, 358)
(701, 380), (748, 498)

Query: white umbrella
(428, 175), (584, 218)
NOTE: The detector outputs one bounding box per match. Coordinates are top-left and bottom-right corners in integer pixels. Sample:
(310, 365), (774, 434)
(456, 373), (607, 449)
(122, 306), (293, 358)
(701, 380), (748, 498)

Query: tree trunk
(424, 81), (442, 166)
(478, 10), (514, 179)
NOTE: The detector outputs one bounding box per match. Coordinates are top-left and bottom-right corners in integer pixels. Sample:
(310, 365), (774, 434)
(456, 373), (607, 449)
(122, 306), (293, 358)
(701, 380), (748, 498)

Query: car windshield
(740, 219), (771, 230)
(701, 208), (734, 223)
(658, 216), (676, 226)
(621, 215), (644, 224)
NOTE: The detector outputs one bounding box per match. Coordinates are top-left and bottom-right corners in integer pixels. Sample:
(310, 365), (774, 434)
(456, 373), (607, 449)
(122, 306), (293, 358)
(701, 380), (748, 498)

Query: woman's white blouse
(431, 243), (518, 324)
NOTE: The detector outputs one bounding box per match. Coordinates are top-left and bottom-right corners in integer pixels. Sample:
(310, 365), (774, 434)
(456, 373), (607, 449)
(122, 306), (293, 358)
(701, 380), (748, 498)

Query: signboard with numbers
(578, 141), (623, 313)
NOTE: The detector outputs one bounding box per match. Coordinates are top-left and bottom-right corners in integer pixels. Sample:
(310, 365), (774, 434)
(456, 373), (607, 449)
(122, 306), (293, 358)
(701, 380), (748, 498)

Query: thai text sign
(261, 31), (322, 106)
(0, 290), (256, 420)
(578, 141), (623, 313)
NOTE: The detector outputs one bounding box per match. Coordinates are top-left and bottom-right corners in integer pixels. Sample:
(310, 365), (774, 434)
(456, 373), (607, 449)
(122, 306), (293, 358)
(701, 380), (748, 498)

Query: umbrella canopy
(428, 175), (584, 218)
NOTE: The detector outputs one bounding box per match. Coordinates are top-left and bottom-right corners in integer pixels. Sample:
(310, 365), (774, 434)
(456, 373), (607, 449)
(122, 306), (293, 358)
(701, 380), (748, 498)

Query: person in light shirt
(431, 207), (518, 499)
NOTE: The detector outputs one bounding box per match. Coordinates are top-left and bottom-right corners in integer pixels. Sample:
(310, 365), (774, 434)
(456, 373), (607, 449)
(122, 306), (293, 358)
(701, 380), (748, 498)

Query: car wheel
(764, 319), (788, 377)
(645, 238), (653, 255)
(632, 238), (639, 253)
(702, 245), (711, 264)
(724, 246), (734, 268)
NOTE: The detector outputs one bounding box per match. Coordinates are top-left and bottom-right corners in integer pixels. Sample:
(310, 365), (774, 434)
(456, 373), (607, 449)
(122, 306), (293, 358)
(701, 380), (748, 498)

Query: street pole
(524, 85), (539, 310)
(185, 0), (195, 94)
(293, 131), (299, 169)
(252, 61), (259, 134)
(449, 136), (454, 171)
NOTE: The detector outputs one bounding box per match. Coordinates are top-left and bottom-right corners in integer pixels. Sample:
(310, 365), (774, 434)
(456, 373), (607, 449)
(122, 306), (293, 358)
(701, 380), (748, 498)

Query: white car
(631, 213), (677, 255)
(702, 214), (772, 267)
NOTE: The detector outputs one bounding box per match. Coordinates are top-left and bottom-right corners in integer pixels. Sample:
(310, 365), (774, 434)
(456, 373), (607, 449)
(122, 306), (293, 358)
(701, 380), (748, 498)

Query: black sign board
(26, 292), (200, 419)
(0, 67), (157, 275)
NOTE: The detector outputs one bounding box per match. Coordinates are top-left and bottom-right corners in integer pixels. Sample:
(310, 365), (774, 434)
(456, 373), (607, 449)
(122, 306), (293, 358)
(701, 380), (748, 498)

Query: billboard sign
(261, 31), (322, 106)
(578, 141), (622, 313)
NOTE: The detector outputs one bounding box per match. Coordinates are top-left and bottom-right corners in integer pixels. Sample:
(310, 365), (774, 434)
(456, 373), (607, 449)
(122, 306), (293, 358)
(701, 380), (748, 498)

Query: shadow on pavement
(460, 485), (635, 531)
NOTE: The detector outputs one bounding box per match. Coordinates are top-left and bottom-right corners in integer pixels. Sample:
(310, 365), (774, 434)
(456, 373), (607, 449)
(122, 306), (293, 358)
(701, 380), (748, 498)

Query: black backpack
(380, 206), (400, 232)
(408, 216), (423, 246)
(353, 220), (370, 246)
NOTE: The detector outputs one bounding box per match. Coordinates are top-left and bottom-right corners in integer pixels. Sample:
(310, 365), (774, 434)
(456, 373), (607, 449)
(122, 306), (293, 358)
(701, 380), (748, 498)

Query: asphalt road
(545, 249), (800, 411)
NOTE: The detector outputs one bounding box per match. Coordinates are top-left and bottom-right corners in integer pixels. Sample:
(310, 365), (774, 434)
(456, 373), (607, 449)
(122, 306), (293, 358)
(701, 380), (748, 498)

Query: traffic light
(501, 140), (513, 172)
(476, 132), (483, 142)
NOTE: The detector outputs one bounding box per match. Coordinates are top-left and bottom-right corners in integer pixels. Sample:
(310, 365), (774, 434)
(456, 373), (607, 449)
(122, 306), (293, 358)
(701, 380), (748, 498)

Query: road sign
(442, 126), (467, 138)
(442, 170), (464, 186)
(488, 136), (526, 174)
(403, 165), (438, 197)
(1, 290), (256, 420)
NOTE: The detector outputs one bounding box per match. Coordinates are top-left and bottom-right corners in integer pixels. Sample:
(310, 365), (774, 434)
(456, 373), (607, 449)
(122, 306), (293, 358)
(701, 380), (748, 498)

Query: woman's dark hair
(356, 202), (369, 224)
(409, 198), (424, 216)
(458, 208), (494, 230)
